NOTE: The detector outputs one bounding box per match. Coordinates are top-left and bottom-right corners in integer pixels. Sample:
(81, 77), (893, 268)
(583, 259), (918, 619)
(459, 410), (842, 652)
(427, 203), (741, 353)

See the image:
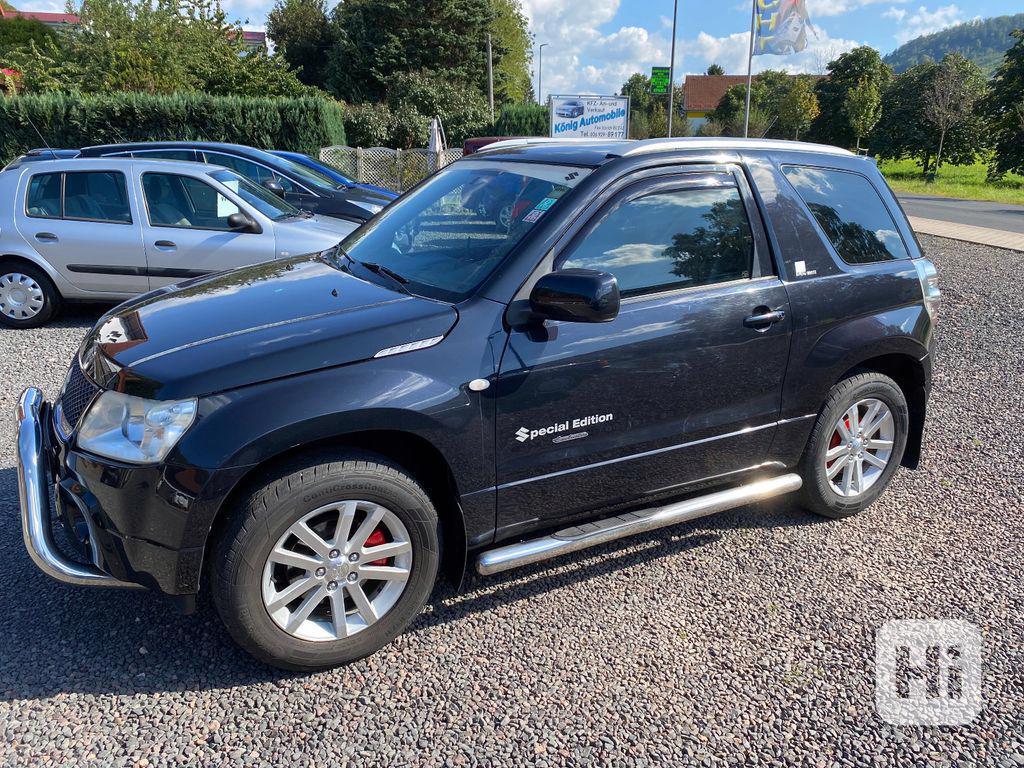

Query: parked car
(555, 99), (586, 118)
(18, 138), (939, 670)
(0, 157), (356, 327)
(269, 150), (396, 199)
(76, 142), (394, 224)
(2, 148), (80, 172)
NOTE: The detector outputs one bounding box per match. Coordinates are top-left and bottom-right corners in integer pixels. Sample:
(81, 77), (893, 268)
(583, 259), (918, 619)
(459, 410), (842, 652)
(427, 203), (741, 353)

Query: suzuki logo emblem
(515, 427), (530, 442)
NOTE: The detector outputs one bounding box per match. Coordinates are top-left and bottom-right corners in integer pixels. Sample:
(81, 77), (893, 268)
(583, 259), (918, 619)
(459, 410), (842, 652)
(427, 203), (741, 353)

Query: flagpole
(743, 0), (757, 138)
(667, 0), (678, 137)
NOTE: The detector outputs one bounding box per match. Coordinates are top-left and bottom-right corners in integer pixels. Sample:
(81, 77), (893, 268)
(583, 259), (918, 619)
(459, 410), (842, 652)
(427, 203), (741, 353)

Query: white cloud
(806, 0), (908, 18)
(522, 0), (673, 96)
(886, 4), (965, 45)
(682, 27), (861, 76)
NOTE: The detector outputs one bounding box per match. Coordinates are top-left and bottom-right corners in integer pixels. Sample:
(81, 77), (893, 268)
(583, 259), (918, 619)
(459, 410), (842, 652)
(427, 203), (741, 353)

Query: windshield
(267, 153), (344, 192)
(338, 160), (592, 302)
(298, 154), (355, 186)
(211, 169), (301, 220)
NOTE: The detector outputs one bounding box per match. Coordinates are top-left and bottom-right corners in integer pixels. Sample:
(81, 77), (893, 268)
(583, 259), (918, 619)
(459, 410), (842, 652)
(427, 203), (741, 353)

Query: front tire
(211, 452), (441, 671)
(0, 262), (61, 328)
(797, 371), (909, 519)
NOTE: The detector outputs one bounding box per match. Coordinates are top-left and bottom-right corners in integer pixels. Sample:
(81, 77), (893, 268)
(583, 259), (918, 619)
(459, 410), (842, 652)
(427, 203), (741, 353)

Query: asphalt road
(897, 193), (1024, 235)
(1, 235), (1022, 766)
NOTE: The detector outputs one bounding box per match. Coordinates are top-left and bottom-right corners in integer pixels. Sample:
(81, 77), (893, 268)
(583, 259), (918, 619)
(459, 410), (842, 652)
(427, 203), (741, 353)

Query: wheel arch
(204, 429), (468, 592)
(836, 352), (929, 469)
(0, 251), (67, 295)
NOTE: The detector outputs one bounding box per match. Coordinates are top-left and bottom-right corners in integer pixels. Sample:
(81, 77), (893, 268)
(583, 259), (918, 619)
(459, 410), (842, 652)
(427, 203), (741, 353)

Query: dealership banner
(548, 95), (630, 140)
(754, 0), (811, 55)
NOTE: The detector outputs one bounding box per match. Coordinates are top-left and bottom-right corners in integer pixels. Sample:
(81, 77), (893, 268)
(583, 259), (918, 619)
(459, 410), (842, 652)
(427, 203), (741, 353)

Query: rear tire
(797, 371), (909, 519)
(211, 451), (441, 671)
(0, 261), (61, 328)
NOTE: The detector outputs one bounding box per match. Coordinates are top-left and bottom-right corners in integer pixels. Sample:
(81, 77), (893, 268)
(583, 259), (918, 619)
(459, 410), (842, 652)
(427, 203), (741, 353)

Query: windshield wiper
(360, 261), (410, 290)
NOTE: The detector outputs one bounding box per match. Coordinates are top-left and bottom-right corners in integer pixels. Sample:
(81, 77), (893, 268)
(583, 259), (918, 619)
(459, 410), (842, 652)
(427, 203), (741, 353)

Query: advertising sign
(549, 95), (630, 140)
(650, 67), (671, 95)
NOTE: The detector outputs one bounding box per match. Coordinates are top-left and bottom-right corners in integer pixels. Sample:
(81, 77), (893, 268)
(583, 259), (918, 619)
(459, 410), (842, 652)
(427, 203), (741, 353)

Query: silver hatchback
(0, 157), (358, 327)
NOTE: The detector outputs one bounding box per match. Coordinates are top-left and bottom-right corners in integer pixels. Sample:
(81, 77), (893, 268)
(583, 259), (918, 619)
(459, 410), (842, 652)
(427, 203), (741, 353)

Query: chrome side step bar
(476, 473), (802, 576)
(17, 387), (139, 588)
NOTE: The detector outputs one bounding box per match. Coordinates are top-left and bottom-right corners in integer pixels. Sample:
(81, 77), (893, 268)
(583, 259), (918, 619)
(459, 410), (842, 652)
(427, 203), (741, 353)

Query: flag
(753, 0), (811, 55)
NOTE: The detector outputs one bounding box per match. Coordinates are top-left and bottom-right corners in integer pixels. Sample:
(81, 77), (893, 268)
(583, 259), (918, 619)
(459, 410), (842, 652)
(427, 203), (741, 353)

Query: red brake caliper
(828, 417), (851, 461)
(364, 528), (388, 566)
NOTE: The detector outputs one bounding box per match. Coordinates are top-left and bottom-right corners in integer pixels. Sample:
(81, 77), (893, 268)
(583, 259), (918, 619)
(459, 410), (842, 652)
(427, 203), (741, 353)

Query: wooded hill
(884, 13), (1024, 75)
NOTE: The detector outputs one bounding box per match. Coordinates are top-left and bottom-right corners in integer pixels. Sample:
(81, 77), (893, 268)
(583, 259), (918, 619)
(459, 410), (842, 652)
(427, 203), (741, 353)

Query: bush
(342, 102), (429, 149)
(493, 102), (548, 136)
(0, 92), (345, 162)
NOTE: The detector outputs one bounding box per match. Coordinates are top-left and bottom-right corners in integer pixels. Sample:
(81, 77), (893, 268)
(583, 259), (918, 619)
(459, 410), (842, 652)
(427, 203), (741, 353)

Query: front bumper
(16, 387), (139, 588)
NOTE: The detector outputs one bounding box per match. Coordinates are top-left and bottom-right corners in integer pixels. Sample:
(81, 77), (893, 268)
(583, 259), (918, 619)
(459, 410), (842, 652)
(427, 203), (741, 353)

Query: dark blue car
(76, 141), (395, 223)
(270, 150), (396, 199)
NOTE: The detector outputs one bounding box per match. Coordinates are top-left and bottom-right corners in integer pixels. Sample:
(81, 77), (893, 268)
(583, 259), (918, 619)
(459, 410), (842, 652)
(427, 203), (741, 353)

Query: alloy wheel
(261, 500), (413, 642)
(823, 398), (895, 497)
(0, 272), (45, 320)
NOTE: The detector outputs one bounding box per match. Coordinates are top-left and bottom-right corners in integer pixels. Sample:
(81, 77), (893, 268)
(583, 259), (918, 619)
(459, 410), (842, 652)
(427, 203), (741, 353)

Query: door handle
(34, 232), (58, 242)
(743, 308), (785, 329)
(154, 240), (177, 250)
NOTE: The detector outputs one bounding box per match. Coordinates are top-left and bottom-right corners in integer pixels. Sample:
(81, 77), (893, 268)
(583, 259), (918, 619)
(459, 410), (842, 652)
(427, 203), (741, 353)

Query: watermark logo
(875, 619), (982, 725)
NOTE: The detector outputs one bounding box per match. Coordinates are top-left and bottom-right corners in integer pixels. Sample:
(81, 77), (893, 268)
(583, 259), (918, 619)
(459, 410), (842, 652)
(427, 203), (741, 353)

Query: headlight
(77, 391), (197, 464)
(351, 200), (383, 215)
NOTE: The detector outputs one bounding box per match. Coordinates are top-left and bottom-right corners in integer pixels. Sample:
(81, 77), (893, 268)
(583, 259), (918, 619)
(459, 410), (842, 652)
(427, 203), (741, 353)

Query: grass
(879, 158), (1024, 206)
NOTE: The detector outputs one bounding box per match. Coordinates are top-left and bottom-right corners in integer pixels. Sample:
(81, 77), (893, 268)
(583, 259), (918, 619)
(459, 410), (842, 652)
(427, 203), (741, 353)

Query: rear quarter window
(782, 165), (909, 264)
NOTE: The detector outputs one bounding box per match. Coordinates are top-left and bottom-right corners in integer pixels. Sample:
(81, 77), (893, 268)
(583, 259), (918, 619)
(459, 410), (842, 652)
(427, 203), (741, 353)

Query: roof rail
(479, 137), (628, 153)
(620, 137), (854, 157)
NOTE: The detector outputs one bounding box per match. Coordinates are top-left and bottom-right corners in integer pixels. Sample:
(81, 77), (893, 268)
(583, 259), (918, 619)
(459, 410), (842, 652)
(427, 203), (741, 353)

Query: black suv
(17, 138), (939, 670)
(75, 142), (395, 223)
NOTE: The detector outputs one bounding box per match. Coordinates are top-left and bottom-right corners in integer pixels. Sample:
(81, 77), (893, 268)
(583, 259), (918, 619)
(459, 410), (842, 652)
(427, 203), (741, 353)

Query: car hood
(82, 255), (457, 400)
(274, 214), (358, 253)
(339, 185), (395, 207)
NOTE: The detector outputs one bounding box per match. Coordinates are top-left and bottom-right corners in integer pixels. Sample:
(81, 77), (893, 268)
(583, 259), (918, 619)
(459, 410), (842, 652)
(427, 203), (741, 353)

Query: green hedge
(0, 92), (346, 163)
(493, 102), (549, 137)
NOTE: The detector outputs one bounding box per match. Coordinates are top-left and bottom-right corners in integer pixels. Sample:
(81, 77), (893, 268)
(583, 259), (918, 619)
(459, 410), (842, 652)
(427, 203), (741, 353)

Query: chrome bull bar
(16, 387), (139, 587)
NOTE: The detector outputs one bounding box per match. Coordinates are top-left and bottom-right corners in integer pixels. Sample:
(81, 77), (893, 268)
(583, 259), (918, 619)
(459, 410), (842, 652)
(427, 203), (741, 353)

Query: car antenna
(23, 112), (56, 159)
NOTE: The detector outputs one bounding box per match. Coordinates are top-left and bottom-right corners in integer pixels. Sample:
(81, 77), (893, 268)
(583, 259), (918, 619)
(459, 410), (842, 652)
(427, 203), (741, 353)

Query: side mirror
(227, 212), (259, 233)
(529, 268), (620, 323)
(262, 178), (286, 197)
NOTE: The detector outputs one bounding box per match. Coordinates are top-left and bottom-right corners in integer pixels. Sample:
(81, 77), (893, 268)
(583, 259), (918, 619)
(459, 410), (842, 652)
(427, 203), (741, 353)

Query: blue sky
(18, 0), (1023, 95)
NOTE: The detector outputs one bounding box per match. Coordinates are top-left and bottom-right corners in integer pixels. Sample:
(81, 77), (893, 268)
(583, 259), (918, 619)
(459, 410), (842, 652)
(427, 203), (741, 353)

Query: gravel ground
(0, 234), (1021, 767)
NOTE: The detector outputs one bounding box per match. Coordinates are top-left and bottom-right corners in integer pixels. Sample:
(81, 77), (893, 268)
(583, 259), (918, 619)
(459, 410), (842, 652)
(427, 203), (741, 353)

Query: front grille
(59, 357), (101, 428)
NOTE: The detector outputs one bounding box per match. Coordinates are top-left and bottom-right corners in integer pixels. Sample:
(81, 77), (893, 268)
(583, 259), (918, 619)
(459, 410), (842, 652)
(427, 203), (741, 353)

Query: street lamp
(537, 43), (548, 104)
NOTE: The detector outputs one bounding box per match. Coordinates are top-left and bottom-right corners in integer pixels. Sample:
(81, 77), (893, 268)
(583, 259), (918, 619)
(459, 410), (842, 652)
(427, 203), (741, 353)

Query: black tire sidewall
(213, 458), (441, 670)
(801, 374), (909, 519)
(0, 262), (60, 329)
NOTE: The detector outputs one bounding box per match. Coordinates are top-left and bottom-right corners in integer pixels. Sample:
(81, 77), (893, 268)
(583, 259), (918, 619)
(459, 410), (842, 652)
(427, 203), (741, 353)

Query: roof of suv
(0, 156), (231, 177)
(474, 137), (855, 166)
(77, 141), (275, 157)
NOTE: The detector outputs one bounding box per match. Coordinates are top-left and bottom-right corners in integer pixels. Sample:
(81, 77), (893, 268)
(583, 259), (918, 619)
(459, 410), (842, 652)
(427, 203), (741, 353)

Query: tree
(0, 15), (55, 55)
(922, 53), (987, 177)
(873, 58), (989, 175)
(985, 29), (1024, 177)
(6, 0), (308, 97)
(266, 0), (332, 86)
(778, 77), (819, 139)
(706, 63), (724, 76)
(489, 0), (531, 103)
(619, 72), (688, 138)
(809, 46), (891, 147)
(325, 0), (495, 105)
(844, 76), (880, 152)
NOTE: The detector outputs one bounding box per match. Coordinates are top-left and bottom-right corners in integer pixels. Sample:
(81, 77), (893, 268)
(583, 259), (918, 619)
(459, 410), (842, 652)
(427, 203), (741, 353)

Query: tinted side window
(136, 149), (197, 162)
(64, 171), (132, 223)
(26, 173), (61, 218)
(204, 152), (275, 185)
(559, 185), (754, 297)
(782, 166), (909, 264)
(143, 172), (240, 230)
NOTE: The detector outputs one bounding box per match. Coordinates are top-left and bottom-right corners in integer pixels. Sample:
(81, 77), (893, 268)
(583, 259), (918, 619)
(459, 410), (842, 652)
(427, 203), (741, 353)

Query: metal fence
(320, 146), (463, 193)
